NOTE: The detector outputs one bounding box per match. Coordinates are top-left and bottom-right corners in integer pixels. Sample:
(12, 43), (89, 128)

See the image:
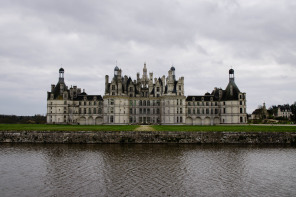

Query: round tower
(171, 66), (175, 80)
(59, 68), (64, 83)
(114, 66), (119, 76)
(229, 68), (234, 82)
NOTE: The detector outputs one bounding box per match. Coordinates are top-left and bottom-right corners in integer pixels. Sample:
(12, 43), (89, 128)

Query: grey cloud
(0, 0), (296, 115)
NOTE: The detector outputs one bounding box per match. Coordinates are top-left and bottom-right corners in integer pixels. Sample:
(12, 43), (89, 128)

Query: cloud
(0, 0), (296, 115)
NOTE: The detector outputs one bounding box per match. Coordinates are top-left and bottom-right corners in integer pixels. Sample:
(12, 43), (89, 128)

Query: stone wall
(1, 131), (296, 144)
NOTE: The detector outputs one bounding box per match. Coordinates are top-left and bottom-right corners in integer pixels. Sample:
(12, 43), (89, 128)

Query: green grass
(0, 124), (295, 132)
(0, 124), (139, 132)
(151, 125), (296, 132)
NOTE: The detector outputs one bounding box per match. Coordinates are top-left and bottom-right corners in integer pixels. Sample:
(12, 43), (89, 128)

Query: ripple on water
(0, 144), (295, 197)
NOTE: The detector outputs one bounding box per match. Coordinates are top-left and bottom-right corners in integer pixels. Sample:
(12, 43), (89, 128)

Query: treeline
(0, 115), (46, 124)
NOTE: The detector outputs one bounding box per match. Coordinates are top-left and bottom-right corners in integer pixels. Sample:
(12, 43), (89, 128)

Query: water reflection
(0, 144), (295, 197)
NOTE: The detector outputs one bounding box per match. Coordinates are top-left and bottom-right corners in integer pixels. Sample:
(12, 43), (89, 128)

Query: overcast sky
(1, 0), (296, 116)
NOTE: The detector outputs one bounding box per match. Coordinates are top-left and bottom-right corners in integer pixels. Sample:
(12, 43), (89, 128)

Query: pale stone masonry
(47, 63), (247, 125)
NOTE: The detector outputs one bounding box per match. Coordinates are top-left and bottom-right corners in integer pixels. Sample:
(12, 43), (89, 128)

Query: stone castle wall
(1, 131), (296, 144)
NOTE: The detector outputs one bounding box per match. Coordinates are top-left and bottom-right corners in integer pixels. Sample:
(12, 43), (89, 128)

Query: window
(98, 108), (102, 114)
(93, 108), (96, 114)
(188, 109), (191, 114)
(110, 99), (114, 105)
(130, 87), (133, 92)
(112, 85), (115, 90)
(180, 117), (182, 123)
(180, 108), (182, 114)
(240, 108), (243, 113)
(157, 87), (160, 92)
(64, 101), (67, 105)
(110, 116), (114, 123)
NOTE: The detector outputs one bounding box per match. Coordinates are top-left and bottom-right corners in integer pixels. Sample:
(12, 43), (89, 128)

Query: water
(0, 144), (295, 197)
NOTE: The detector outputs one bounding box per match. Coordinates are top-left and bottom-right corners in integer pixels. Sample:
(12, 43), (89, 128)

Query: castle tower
(114, 66), (119, 77)
(229, 68), (234, 82)
(171, 66), (175, 80)
(59, 68), (64, 83)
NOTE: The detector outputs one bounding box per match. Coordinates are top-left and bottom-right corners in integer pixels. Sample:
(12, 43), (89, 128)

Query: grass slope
(152, 125), (296, 132)
(0, 124), (295, 132)
(0, 124), (139, 131)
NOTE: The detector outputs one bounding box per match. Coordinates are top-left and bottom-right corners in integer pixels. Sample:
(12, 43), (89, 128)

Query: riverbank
(1, 130), (296, 144)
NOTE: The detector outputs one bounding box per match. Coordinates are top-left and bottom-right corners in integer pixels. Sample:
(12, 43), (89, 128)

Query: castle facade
(47, 64), (247, 125)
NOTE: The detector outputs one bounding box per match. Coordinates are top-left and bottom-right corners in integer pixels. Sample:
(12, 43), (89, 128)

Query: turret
(229, 68), (234, 82)
(59, 68), (64, 83)
(114, 66), (119, 77)
(171, 66), (175, 80)
(105, 75), (109, 94)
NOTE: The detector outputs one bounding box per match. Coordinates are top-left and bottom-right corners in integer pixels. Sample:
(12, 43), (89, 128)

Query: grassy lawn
(0, 124), (139, 132)
(0, 124), (295, 132)
(151, 125), (296, 132)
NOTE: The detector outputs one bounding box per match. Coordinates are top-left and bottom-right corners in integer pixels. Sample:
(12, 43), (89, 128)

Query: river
(0, 143), (295, 197)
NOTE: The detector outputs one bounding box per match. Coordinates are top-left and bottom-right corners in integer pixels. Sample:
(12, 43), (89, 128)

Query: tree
(291, 102), (296, 122)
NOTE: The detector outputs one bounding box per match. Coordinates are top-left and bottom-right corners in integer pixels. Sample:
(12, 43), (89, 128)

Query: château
(47, 63), (247, 125)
